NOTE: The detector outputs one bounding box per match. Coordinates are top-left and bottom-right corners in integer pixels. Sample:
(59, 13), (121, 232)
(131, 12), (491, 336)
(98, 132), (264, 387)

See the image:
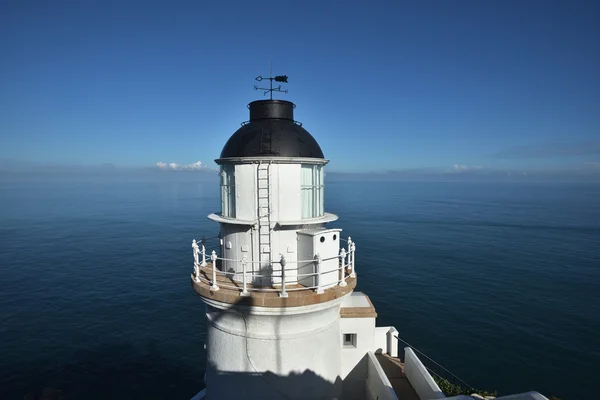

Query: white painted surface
(341, 292), (371, 308)
(234, 163), (256, 221)
(374, 326), (390, 354)
(340, 316), (375, 378)
(271, 229), (299, 284)
(387, 326), (398, 357)
(277, 212), (339, 226)
(297, 228), (342, 288)
(218, 162), (330, 226)
(219, 225), (251, 279)
(404, 347), (445, 400)
(207, 161), (342, 288)
(204, 296), (348, 400)
(207, 213), (253, 225)
(365, 351), (398, 400)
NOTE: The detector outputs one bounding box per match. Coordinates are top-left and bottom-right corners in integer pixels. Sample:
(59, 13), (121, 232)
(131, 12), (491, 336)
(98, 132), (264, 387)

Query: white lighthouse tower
(190, 78), (366, 399)
(190, 78), (553, 400)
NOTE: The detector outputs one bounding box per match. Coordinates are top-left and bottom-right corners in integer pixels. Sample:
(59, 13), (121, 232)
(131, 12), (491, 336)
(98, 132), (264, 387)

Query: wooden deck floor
(192, 263), (356, 307)
(375, 353), (420, 400)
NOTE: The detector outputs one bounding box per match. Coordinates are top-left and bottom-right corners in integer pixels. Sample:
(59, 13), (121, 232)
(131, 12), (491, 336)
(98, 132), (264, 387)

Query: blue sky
(1, 0), (599, 176)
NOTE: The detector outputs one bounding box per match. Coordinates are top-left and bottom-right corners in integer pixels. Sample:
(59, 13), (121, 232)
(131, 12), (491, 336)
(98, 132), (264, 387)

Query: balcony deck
(375, 353), (419, 400)
(192, 263), (357, 307)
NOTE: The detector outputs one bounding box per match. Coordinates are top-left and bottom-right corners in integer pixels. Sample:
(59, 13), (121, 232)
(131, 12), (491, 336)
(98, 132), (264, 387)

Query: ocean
(1, 173), (598, 400)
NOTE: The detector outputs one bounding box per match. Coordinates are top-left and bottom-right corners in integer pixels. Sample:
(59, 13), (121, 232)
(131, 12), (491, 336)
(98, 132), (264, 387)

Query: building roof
(219, 100), (325, 160)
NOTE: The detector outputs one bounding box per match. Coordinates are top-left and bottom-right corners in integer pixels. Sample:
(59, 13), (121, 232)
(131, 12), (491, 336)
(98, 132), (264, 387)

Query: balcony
(190, 237), (357, 307)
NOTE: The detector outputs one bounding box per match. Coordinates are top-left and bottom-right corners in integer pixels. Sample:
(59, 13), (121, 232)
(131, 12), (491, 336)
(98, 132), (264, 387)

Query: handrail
(394, 334), (475, 391)
(191, 236), (356, 296)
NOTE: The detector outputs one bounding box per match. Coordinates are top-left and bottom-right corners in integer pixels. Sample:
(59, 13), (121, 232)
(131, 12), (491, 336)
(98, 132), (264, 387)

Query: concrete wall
(374, 326), (398, 357)
(340, 316), (376, 379)
(204, 298), (346, 400)
(404, 347), (445, 400)
(365, 351), (398, 400)
(374, 327), (389, 354)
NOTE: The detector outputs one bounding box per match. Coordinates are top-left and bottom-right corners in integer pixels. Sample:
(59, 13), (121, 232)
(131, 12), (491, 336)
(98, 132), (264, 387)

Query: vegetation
(433, 376), (497, 398)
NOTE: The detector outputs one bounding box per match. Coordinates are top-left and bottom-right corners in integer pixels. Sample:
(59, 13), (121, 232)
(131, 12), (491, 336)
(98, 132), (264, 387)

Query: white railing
(191, 236), (356, 297)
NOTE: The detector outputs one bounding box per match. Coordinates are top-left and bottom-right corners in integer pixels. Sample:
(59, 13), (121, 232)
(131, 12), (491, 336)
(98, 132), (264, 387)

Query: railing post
(347, 237), (353, 277)
(240, 256), (249, 296)
(192, 239), (200, 282)
(279, 255), (288, 298)
(339, 248), (347, 287)
(201, 241), (207, 267)
(350, 241), (356, 278)
(315, 254), (324, 294)
(210, 250), (219, 291)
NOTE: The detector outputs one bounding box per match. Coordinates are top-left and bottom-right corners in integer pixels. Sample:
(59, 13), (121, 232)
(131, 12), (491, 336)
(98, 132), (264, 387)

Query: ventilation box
(297, 228), (342, 289)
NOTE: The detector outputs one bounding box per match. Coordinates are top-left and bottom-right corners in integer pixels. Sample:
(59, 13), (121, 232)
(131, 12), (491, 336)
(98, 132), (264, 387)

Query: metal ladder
(256, 162), (272, 282)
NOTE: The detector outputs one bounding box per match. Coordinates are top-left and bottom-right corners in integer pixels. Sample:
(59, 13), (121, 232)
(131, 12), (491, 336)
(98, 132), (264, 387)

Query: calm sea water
(1, 173), (598, 400)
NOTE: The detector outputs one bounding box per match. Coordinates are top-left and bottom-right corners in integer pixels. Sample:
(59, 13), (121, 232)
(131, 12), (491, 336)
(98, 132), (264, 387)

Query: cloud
(584, 161), (600, 168)
(494, 142), (600, 159)
(156, 161), (207, 171)
(451, 164), (483, 173)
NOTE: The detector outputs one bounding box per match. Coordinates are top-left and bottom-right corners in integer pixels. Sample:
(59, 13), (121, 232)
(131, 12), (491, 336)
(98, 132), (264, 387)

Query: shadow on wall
(0, 341), (203, 400)
(210, 369), (343, 400)
(203, 289), (345, 400)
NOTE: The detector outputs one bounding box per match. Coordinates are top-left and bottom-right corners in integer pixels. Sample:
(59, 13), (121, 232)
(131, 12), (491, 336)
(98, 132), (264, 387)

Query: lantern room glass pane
(301, 164), (324, 219)
(221, 164), (236, 218)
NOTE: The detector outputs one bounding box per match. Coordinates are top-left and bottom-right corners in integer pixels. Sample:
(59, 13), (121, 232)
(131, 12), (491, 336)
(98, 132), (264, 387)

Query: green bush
(433, 376), (497, 398)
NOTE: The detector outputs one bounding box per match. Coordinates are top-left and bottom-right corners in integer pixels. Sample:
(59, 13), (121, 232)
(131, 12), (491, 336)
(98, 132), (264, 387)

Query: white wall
(374, 327), (389, 354)
(204, 298), (346, 400)
(230, 162), (303, 223)
(271, 228), (299, 284)
(225, 161), (327, 225)
(365, 351), (398, 400)
(340, 316), (376, 379)
(220, 225), (251, 279)
(297, 228), (342, 288)
(374, 326), (399, 357)
(404, 347), (445, 400)
(217, 161), (334, 286)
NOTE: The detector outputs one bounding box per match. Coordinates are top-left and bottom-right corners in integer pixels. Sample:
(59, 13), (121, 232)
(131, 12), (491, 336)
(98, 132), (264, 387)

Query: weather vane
(254, 74), (288, 100)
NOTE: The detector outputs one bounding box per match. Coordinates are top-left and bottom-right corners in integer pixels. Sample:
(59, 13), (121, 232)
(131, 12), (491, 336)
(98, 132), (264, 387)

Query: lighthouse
(190, 74), (370, 398)
(190, 75), (402, 400)
(189, 78), (552, 400)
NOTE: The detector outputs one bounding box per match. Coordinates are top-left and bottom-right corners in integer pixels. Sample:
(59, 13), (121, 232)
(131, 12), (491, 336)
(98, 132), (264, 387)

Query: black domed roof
(219, 100), (324, 159)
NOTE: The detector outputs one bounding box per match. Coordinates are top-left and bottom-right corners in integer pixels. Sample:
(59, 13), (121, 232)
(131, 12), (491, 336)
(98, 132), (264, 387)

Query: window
(220, 164), (236, 217)
(301, 164), (324, 219)
(343, 333), (357, 348)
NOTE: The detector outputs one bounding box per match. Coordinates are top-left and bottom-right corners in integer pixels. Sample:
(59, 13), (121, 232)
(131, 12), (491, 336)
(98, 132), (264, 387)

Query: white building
(190, 97), (550, 400)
